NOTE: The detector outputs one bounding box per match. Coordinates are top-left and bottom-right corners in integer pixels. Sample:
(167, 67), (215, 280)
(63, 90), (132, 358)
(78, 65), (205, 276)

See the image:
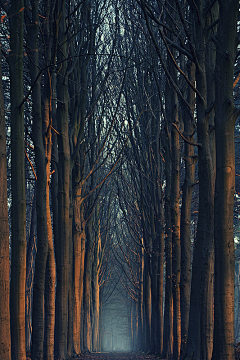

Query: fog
(101, 295), (132, 352)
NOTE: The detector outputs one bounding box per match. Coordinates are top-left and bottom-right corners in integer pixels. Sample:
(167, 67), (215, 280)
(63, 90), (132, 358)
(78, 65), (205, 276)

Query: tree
(213, 1), (240, 359)
(54, 1), (70, 359)
(8, 1), (27, 358)
(25, 1), (49, 358)
(42, 1), (57, 358)
(1, 0), (240, 357)
(180, 60), (196, 359)
(0, 37), (11, 360)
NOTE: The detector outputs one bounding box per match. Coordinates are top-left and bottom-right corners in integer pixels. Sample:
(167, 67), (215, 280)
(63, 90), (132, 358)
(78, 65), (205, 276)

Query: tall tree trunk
(25, 1), (49, 357)
(200, 8), (218, 359)
(157, 223), (164, 355)
(72, 180), (85, 355)
(80, 232), (86, 351)
(92, 265), (100, 352)
(151, 226), (159, 354)
(9, 1), (26, 358)
(92, 217), (101, 352)
(68, 185), (74, 357)
(184, 4), (215, 359)
(213, 1), (239, 359)
(83, 222), (93, 352)
(44, 233), (56, 360)
(185, 71), (215, 360)
(143, 249), (151, 352)
(41, 1), (57, 358)
(163, 81), (173, 359)
(156, 127), (164, 356)
(51, 73), (59, 350)
(132, 299), (138, 351)
(171, 91), (181, 360)
(150, 109), (164, 354)
(71, 94), (86, 355)
(69, 4), (90, 349)
(180, 61), (196, 359)
(138, 244), (144, 351)
(43, 83), (56, 360)
(26, 192), (36, 352)
(54, 0), (70, 358)
(51, 64), (58, 331)
(141, 177), (151, 353)
(0, 44), (11, 360)
(50, 65), (58, 360)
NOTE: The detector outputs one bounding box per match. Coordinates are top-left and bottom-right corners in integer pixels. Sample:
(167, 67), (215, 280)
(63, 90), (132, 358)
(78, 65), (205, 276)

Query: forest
(0, 0), (240, 360)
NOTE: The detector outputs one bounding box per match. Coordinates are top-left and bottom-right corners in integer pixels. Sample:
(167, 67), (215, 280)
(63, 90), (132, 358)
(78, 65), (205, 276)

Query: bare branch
(172, 123), (202, 148)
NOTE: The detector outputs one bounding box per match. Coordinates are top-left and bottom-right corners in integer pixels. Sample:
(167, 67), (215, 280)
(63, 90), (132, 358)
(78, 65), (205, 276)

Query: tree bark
(92, 217), (101, 351)
(43, 84), (56, 360)
(41, 1), (57, 358)
(163, 80), (173, 359)
(26, 192), (36, 352)
(72, 180), (85, 354)
(9, 0), (26, 358)
(83, 222), (93, 352)
(150, 108), (164, 355)
(68, 187), (74, 357)
(54, 0), (70, 358)
(180, 61), (195, 359)
(184, 3), (216, 359)
(171, 92), (181, 360)
(143, 241), (151, 352)
(138, 244), (144, 351)
(25, 1), (49, 357)
(0, 41), (11, 360)
(212, 1), (239, 359)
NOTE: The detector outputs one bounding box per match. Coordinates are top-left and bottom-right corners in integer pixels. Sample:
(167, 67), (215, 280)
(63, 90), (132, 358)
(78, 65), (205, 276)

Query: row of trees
(0, 0), (124, 358)
(107, 2), (240, 360)
(0, 0), (240, 360)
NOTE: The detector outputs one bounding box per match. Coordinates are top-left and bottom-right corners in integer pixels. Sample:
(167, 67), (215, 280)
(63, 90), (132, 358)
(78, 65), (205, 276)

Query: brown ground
(26, 351), (162, 360)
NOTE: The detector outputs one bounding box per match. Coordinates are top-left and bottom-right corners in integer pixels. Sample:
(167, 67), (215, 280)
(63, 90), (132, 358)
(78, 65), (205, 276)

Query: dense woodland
(0, 0), (240, 360)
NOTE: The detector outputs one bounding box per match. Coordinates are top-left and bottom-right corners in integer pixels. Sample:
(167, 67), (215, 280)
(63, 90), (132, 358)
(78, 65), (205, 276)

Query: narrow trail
(80, 352), (161, 360)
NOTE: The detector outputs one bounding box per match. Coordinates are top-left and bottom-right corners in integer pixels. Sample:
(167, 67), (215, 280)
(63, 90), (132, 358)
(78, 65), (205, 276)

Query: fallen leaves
(75, 352), (162, 360)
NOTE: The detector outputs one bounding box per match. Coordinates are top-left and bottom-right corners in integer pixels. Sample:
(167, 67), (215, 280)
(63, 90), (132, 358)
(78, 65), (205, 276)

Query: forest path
(80, 352), (161, 360)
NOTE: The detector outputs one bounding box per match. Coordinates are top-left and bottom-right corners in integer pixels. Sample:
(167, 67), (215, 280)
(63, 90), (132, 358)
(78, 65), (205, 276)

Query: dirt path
(80, 352), (161, 360)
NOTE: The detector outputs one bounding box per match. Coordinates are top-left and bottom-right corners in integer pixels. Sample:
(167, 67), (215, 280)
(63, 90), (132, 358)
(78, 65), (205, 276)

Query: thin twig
(25, 150), (37, 180)
(172, 123), (202, 148)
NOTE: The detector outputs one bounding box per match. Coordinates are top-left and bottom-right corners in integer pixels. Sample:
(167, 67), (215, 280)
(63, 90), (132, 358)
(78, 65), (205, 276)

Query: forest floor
(25, 352), (163, 360)
(77, 349), (240, 360)
(77, 352), (162, 360)
(26, 351), (164, 360)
